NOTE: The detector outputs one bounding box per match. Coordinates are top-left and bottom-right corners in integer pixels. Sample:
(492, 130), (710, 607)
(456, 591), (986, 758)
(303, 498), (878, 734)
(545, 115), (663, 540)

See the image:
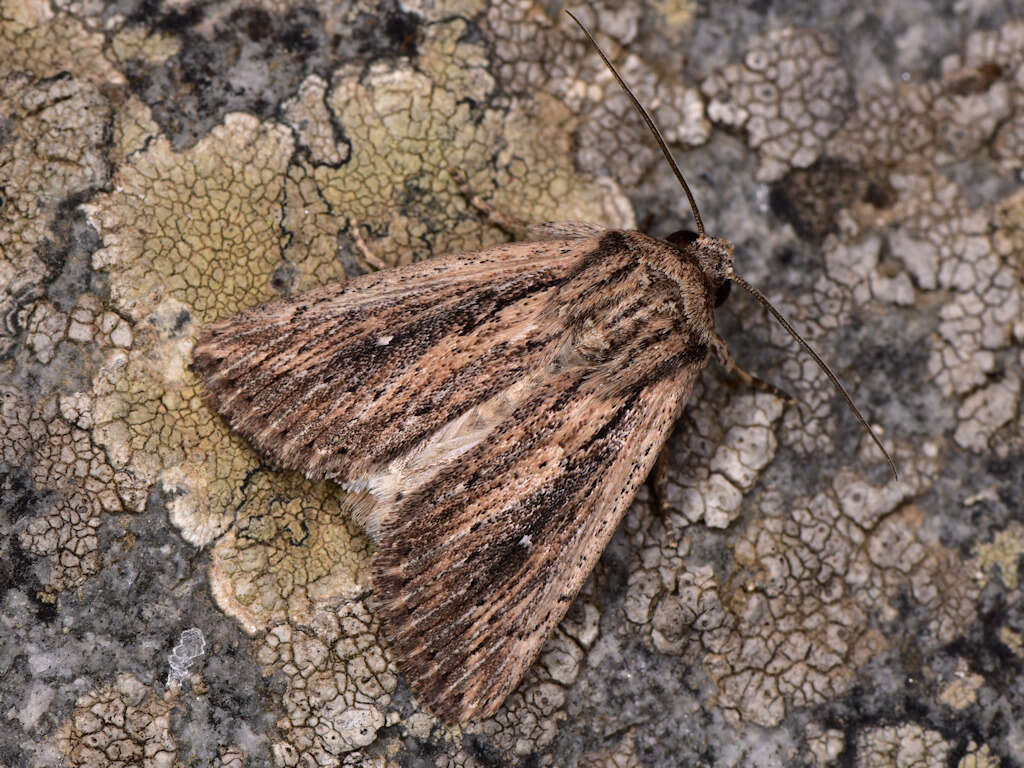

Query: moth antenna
(565, 9), (705, 237)
(731, 273), (898, 479)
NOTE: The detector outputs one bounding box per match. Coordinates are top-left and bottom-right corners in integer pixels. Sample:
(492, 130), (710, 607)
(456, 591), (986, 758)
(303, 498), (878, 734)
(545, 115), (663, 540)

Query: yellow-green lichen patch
(57, 673), (177, 768)
(0, 0), (124, 85)
(281, 159), (350, 294)
(313, 18), (633, 268)
(87, 113), (342, 324)
(0, 73), (111, 297)
(107, 24), (182, 67)
(208, 472), (371, 634)
(654, 0), (697, 29)
(82, 109), (354, 560)
(0, 66), (158, 599)
(109, 95), (162, 168)
(972, 522), (1024, 592)
(69, 12), (639, 749)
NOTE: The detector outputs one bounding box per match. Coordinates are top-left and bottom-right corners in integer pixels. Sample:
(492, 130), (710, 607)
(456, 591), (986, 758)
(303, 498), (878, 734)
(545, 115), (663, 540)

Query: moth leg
(710, 333), (797, 404)
(348, 217), (390, 271)
(448, 167), (604, 241)
(647, 441), (672, 513)
(448, 166), (532, 238)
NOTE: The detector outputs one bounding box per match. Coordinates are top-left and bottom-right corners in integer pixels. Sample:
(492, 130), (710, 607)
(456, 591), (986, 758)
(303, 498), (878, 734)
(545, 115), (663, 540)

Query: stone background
(1, 0), (1022, 766)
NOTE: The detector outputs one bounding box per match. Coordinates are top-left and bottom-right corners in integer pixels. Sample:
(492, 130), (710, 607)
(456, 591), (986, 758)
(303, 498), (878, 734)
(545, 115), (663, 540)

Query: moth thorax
(691, 236), (735, 288)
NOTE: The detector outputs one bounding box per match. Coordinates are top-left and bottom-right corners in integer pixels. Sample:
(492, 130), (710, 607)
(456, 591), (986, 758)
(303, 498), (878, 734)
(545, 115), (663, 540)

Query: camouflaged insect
(192, 11), (894, 723)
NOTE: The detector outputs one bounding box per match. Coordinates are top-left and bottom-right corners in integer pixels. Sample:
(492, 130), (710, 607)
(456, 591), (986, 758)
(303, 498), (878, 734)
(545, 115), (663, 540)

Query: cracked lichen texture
(311, 18), (634, 269)
(856, 723), (952, 768)
(623, 445), (986, 727)
(405, 0), (708, 189)
(702, 22), (1024, 462)
(622, 16), (1024, 738)
(0, 69), (113, 358)
(702, 28), (851, 182)
(58, 673), (177, 768)
(0, 2), (134, 598)
(0, 0), (124, 328)
(478, 0), (709, 188)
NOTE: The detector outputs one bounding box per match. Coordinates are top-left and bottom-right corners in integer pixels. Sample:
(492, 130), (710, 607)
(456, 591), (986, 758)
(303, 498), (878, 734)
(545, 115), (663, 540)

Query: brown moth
(191, 11), (895, 723)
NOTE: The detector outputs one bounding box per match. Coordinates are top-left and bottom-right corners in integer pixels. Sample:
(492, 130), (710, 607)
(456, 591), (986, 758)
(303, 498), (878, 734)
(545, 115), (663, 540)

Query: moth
(192, 11), (895, 723)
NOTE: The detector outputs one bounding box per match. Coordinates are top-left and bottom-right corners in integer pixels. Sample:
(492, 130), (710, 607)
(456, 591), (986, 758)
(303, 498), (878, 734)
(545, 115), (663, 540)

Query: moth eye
(665, 229), (700, 248)
(715, 281), (732, 307)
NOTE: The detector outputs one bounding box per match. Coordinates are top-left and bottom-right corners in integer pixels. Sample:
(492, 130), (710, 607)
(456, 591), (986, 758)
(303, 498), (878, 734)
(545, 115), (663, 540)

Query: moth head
(666, 230), (734, 307)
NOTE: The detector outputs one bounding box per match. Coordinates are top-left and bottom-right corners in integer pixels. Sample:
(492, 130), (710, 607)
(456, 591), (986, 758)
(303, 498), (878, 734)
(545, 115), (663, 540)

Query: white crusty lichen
(702, 28), (851, 181)
(804, 723), (845, 768)
(713, 22), (1024, 465)
(255, 602), (396, 762)
(667, 389), (786, 529)
(478, 0), (709, 187)
(2, 385), (143, 599)
(856, 723), (950, 768)
(623, 448), (988, 728)
(166, 627), (206, 689)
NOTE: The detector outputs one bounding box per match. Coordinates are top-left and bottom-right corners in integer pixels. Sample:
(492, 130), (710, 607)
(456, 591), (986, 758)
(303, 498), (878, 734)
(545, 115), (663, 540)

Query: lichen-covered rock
(2, 2), (1021, 766)
(856, 723), (950, 768)
(703, 28), (851, 181)
(58, 674), (177, 768)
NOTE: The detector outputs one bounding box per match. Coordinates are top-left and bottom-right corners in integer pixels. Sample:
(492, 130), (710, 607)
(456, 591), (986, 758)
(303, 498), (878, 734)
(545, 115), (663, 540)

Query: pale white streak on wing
(356, 375), (540, 541)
